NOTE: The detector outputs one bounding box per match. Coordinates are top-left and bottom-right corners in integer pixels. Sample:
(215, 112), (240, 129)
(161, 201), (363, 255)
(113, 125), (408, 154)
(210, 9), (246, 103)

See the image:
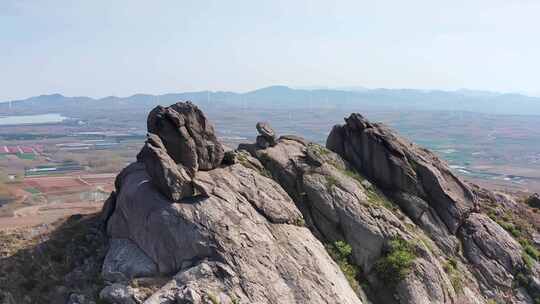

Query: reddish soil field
(23, 176), (88, 193)
(20, 173), (115, 196)
(0, 173), (115, 230)
(0, 145), (42, 155)
(0, 201), (103, 230)
(79, 173), (116, 186)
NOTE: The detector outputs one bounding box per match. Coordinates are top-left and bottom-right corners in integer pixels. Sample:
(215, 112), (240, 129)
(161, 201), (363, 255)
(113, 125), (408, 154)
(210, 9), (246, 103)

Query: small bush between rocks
(443, 257), (463, 294)
(307, 143), (330, 156)
(236, 153), (271, 178)
(206, 292), (220, 304)
(341, 169), (365, 183)
(375, 237), (416, 285)
(325, 240), (362, 294)
(325, 175), (339, 189)
(521, 240), (540, 261)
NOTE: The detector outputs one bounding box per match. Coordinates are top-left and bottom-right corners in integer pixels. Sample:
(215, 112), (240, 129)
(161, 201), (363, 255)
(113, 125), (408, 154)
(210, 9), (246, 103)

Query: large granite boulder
(256, 122), (277, 148)
(136, 133), (194, 201)
(147, 101), (224, 173)
(460, 213), (525, 290)
(103, 162), (362, 304)
(527, 193), (540, 208)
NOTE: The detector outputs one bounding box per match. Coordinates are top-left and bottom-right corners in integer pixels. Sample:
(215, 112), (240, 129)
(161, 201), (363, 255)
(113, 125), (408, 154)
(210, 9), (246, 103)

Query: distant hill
(2, 86), (540, 116)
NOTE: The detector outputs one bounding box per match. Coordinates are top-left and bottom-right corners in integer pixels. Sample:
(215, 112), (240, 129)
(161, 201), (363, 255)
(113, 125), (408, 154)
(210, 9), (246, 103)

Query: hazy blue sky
(1, 0), (539, 100)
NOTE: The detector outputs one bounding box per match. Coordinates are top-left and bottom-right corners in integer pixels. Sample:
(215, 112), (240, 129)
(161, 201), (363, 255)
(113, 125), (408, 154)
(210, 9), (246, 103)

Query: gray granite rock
(256, 122), (276, 145)
(250, 137), (464, 304)
(147, 101), (224, 172)
(527, 193), (540, 208)
(137, 133), (194, 201)
(327, 113), (477, 234)
(460, 213), (524, 290)
(99, 283), (137, 304)
(102, 238), (158, 282)
(104, 162), (361, 303)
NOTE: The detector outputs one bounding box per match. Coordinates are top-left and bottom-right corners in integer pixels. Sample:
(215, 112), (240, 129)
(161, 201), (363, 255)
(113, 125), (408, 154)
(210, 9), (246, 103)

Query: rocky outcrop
(244, 136), (473, 304)
(147, 101), (224, 173)
(324, 113), (539, 303)
(135, 102), (228, 201)
(136, 133), (194, 201)
(460, 213), (524, 291)
(100, 102), (539, 304)
(104, 161), (362, 303)
(102, 238), (158, 282)
(527, 193), (540, 208)
(255, 122), (277, 148)
(327, 113), (477, 235)
(101, 101), (363, 304)
(99, 284), (137, 304)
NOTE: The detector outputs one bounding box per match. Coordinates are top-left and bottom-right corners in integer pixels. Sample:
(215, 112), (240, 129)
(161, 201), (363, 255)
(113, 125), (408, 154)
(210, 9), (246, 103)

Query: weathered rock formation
(527, 193), (540, 208)
(100, 102), (363, 304)
(255, 122), (277, 148)
(241, 136), (473, 303)
(136, 133), (194, 201)
(99, 103), (540, 304)
(323, 113), (535, 303)
(147, 101), (224, 173)
(327, 113), (477, 234)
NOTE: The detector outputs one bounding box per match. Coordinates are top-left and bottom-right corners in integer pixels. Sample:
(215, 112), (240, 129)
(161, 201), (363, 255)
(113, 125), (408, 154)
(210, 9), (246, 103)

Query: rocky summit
(97, 102), (540, 304)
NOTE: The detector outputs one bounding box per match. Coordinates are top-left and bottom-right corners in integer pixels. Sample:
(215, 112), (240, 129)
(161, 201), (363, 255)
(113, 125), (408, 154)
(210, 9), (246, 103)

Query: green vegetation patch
(334, 166), (399, 213)
(488, 208), (540, 303)
(522, 239), (540, 261)
(307, 143), (330, 156)
(325, 240), (362, 294)
(488, 210), (539, 270)
(375, 237), (417, 285)
(522, 252), (536, 270)
(443, 257), (463, 294)
(365, 187), (396, 211)
(24, 187), (41, 195)
(236, 153), (271, 178)
(341, 168), (365, 184)
(307, 143), (346, 169)
(206, 292), (220, 304)
(325, 175), (339, 189)
(16, 153), (36, 160)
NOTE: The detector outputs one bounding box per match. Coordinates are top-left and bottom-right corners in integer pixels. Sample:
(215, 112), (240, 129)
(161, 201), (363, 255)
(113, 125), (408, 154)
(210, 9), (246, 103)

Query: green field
(24, 187), (41, 195)
(16, 153), (36, 160)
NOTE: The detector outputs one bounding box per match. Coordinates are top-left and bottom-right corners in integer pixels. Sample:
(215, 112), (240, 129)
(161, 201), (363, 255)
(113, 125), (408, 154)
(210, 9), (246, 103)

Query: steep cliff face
(99, 103), (540, 304)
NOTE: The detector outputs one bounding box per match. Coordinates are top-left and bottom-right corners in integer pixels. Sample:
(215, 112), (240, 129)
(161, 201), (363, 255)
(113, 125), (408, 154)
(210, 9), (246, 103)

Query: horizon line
(2, 85), (540, 103)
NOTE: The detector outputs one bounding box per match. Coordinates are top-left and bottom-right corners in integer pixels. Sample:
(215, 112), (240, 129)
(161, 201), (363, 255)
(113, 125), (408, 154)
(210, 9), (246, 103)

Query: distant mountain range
(2, 86), (540, 116)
